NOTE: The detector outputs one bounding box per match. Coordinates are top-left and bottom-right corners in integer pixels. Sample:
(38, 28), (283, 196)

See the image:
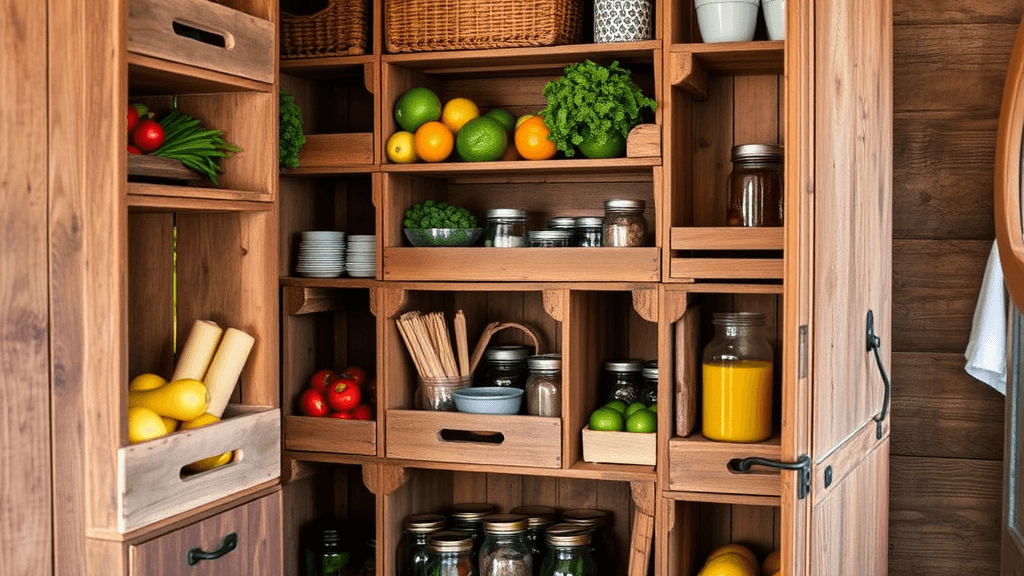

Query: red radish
(132, 119), (165, 153)
(127, 145), (142, 155)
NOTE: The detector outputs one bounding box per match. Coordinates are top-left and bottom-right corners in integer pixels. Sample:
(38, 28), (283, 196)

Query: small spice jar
(727, 144), (784, 227)
(485, 209), (528, 247)
(416, 375), (473, 412)
(426, 532), (476, 576)
(538, 524), (595, 576)
(525, 354), (562, 417)
(479, 345), (532, 390)
(509, 506), (557, 576)
(702, 312), (774, 443)
(529, 230), (573, 247)
(307, 524), (350, 576)
(398, 513), (447, 576)
(560, 511), (613, 576)
(479, 514), (532, 576)
(602, 199), (647, 247)
(451, 503), (496, 564)
(640, 361), (658, 406)
(574, 217), (604, 247)
(600, 360), (643, 405)
(547, 217), (577, 233)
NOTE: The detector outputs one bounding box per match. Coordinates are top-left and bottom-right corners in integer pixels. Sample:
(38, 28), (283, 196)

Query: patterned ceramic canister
(594, 0), (654, 43)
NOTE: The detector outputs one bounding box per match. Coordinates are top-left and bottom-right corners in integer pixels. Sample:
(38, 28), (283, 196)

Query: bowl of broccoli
(403, 201), (482, 247)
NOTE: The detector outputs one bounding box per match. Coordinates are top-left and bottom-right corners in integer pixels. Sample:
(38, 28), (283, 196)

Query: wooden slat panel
(891, 352), (1005, 460)
(670, 227), (784, 250)
(298, 133), (375, 167)
(892, 239), (991, 354)
(384, 248), (661, 282)
(894, 0), (1022, 25)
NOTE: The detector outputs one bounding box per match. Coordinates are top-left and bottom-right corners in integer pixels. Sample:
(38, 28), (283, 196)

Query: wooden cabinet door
(129, 491), (282, 576)
(783, 0), (892, 573)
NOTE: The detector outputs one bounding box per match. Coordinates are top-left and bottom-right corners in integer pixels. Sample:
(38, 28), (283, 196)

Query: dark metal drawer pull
(187, 532), (238, 566)
(734, 455), (812, 499)
(866, 310), (891, 440)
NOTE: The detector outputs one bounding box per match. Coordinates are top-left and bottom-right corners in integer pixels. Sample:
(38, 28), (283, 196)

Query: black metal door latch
(866, 310), (891, 440)
(734, 455), (812, 499)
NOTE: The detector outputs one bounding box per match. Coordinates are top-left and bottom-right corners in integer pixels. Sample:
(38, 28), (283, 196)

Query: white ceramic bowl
(762, 0), (785, 40)
(453, 387), (524, 415)
(694, 0), (759, 43)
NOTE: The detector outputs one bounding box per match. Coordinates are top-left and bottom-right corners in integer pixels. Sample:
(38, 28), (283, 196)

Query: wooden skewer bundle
(396, 310), (465, 380)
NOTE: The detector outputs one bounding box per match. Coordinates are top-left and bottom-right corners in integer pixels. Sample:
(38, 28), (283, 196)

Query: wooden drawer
(130, 491), (282, 576)
(667, 433), (781, 496)
(385, 410), (562, 468)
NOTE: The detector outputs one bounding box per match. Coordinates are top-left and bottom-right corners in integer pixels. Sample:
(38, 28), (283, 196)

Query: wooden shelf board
(280, 54), (377, 78)
(670, 257), (784, 281)
(282, 165), (379, 176)
(660, 490), (781, 507)
(386, 280), (661, 292)
(127, 194), (273, 213)
(129, 182), (271, 202)
(669, 41), (784, 75)
(128, 52), (272, 95)
(382, 157), (660, 176)
(384, 247), (661, 282)
(662, 282), (785, 294)
(280, 277), (381, 290)
(670, 226), (784, 250)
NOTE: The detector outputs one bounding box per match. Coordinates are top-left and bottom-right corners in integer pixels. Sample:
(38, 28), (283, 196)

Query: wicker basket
(281, 0), (368, 59)
(385, 0), (584, 53)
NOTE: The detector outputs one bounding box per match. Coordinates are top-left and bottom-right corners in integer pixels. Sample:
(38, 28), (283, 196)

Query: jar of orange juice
(702, 312), (773, 442)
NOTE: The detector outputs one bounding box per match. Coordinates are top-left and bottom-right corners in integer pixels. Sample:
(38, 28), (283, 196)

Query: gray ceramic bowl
(453, 387), (524, 415)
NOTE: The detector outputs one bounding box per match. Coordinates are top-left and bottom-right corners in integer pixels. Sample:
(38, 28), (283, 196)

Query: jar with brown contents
(479, 514), (532, 576)
(727, 144), (784, 227)
(427, 532), (476, 576)
(601, 199), (647, 247)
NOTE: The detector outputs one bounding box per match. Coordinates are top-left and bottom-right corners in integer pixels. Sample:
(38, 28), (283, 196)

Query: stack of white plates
(296, 231), (346, 278)
(346, 235), (376, 278)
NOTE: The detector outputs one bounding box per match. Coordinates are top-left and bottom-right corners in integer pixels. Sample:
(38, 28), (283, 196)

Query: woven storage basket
(281, 0), (369, 59)
(385, 0), (584, 53)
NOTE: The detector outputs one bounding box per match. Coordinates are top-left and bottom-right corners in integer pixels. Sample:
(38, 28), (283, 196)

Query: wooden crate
(116, 406), (281, 533)
(669, 227), (784, 281)
(127, 0), (275, 84)
(385, 410), (562, 468)
(666, 433), (781, 496)
(284, 416), (376, 456)
(582, 425), (657, 466)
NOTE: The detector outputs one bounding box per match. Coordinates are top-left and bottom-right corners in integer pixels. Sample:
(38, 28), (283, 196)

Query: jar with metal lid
(307, 524), (350, 576)
(600, 360), (643, 405)
(479, 514), (532, 576)
(485, 209), (528, 247)
(559, 511), (612, 576)
(398, 513), (447, 576)
(574, 217), (603, 247)
(529, 230), (572, 248)
(602, 199), (647, 247)
(539, 524), (595, 576)
(639, 361), (658, 406)
(451, 503), (496, 564)
(479, 345), (532, 389)
(727, 144), (784, 227)
(509, 506), (557, 576)
(525, 354), (562, 417)
(547, 217), (577, 232)
(702, 312), (774, 443)
(426, 532), (476, 576)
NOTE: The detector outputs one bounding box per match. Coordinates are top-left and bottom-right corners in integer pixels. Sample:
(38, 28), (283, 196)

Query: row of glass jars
(399, 506), (614, 576)
(484, 199), (649, 248)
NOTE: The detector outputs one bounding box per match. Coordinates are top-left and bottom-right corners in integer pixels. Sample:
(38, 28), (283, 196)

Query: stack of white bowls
(345, 235), (376, 278)
(296, 231), (346, 278)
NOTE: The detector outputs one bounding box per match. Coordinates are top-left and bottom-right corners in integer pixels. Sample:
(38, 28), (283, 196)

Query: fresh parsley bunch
(279, 88), (306, 169)
(540, 60), (658, 157)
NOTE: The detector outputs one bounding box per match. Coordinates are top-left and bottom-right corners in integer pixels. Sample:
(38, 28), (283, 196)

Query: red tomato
(350, 404), (374, 421)
(327, 380), (361, 412)
(127, 105), (140, 133)
(340, 365), (369, 387)
(308, 369), (338, 394)
(127, 145), (142, 155)
(327, 411), (355, 419)
(298, 389), (329, 417)
(132, 119), (165, 152)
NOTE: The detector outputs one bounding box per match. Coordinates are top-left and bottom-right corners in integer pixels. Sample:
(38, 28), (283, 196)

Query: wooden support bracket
(625, 124), (661, 158)
(282, 456), (322, 485)
(632, 287), (659, 323)
(286, 286), (346, 316)
(543, 289), (567, 323)
(362, 463), (409, 496)
(370, 287), (407, 319)
(668, 50), (709, 100)
(628, 480), (656, 576)
(663, 288), (689, 324)
(364, 61), (377, 94)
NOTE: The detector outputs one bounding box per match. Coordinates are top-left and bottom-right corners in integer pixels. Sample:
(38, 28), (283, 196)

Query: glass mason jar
(398, 513), (447, 576)
(547, 217), (577, 233)
(416, 375), (473, 411)
(529, 230), (573, 248)
(451, 503), (496, 564)
(485, 209), (528, 247)
(427, 532), (476, 576)
(640, 361), (658, 406)
(601, 360), (643, 406)
(726, 144), (784, 227)
(479, 514), (532, 576)
(559, 510), (612, 576)
(574, 217), (604, 247)
(702, 312), (774, 443)
(525, 354), (562, 417)
(539, 524), (595, 576)
(479, 345), (532, 389)
(602, 199), (647, 247)
(509, 506), (557, 576)
(307, 525), (350, 576)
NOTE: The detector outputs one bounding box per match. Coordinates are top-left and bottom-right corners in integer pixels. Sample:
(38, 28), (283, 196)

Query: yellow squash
(129, 378), (207, 421)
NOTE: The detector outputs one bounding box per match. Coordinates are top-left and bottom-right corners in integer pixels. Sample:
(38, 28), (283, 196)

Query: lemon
(386, 131), (418, 163)
(160, 416), (179, 433)
(485, 108), (515, 132)
(394, 87), (442, 132)
(625, 401), (647, 417)
(455, 116), (507, 162)
(604, 400), (628, 413)
(589, 407), (624, 431)
(762, 550), (780, 575)
(129, 373), (166, 392)
(626, 408), (657, 433)
(708, 544), (758, 569)
(128, 406), (169, 444)
(699, 552), (755, 576)
(515, 114), (534, 130)
(442, 97), (480, 133)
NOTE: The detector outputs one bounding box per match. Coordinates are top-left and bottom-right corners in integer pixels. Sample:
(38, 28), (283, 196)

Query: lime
(604, 399), (628, 413)
(590, 407), (624, 432)
(485, 108), (515, 132)
(625, 402), (646, 417)
(577, 132), (626, 159)
(625, 408), (656, 433)
(394, 87), (442, 133)
(455, 116), (507, 162)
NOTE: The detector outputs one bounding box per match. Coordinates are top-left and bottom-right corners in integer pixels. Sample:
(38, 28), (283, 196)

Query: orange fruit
(414, 121), (454, 163)
(455, 116), (507, 162)
(515, 116), (557, 160)
(442, 97), (479, 133)
(395, 87), (442, 132)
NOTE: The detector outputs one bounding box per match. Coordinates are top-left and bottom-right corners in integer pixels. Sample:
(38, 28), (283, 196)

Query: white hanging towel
(965, 241), (1008, 395)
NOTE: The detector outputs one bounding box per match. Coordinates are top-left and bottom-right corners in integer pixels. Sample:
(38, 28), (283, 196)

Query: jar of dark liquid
(601, 360), (643, 405)
(398, 513), (446, 576)
(451, 503), (496, 566)
(727, 144), (784, 227)
(479, 345), (532, 390)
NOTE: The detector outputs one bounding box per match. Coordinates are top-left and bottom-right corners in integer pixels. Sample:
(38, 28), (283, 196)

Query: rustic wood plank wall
(890, 0), (1020, 573)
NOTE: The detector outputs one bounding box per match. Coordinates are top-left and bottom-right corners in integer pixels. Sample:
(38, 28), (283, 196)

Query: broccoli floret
(279, 88), (306, 169)
(424, 200), (436, 207)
